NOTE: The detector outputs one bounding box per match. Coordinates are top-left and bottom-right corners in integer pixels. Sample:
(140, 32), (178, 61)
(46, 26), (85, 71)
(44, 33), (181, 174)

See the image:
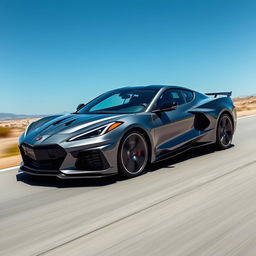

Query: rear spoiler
(205, 91), (232, 98)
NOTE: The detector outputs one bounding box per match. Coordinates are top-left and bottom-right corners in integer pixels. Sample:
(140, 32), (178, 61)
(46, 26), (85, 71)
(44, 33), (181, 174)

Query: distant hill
(0, 113), (46, 121)
(0, 111), (71, 121)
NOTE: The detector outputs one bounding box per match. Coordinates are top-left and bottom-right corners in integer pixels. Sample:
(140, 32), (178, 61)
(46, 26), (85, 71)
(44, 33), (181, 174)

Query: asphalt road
(0, 116), (256, 256)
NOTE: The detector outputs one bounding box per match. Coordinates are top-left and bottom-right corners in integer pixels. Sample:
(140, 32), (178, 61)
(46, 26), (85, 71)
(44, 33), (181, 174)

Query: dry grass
(0, 118), (38, 130)
(233, 96), (256, 117)
(2, 144), (20, 158)
(235, 106), (253, 112)
(0, 119), (37, 168)
(0, 127), (11, 138)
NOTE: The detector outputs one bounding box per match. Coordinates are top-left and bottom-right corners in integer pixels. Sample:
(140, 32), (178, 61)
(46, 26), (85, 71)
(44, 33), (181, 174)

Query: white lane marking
(0, 114), (256, 173)
(0, 166), (19, 172)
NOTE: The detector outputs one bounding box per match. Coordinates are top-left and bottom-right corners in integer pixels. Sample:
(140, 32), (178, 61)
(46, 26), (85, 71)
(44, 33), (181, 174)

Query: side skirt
(154, 141), (214, 163)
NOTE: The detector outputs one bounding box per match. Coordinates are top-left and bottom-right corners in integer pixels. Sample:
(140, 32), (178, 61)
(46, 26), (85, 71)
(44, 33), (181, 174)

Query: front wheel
(118, 131), (149, 178)
(215, 114), (234, 150)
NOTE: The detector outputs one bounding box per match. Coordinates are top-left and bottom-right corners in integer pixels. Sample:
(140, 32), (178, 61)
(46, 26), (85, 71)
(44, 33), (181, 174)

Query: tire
(118, 131), (149, 178)
(215, 114), (234, 150)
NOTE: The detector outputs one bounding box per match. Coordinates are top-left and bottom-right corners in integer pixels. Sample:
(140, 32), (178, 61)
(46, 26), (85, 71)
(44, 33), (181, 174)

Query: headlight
(67, 122), (123, 141)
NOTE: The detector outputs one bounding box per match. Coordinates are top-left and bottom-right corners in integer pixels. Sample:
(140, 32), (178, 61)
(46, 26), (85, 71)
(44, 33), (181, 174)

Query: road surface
(0, 116), (256, 256)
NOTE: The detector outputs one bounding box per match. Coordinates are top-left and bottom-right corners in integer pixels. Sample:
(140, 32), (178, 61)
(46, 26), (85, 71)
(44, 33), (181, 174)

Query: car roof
(118, 85), (194, 91)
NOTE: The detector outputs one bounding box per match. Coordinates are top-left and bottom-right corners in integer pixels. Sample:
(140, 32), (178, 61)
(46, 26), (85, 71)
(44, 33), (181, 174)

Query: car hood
(25, 113), (124, 140)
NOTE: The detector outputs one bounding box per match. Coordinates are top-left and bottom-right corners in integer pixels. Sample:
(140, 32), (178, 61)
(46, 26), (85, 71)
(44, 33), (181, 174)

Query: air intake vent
(75, 150), (110, 171)
(20, 144), (66, 170)
(194, 113), (210, 131)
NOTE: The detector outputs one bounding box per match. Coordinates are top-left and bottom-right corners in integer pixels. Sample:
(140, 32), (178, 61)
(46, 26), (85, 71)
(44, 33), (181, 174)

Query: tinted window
(77, 89), (158, 114)
(156, 90), (185, 108)
(182, 90), (194, 103)
(90, 94), (124, 112)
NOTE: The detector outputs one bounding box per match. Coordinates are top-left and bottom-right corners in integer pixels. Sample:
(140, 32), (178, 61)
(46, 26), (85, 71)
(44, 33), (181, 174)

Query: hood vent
(64, 119), (77, 126)
(52, 116), (72, 126)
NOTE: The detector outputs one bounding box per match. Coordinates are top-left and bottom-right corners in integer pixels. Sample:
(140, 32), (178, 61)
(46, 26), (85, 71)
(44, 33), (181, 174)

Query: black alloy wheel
(216, 114), (233, 150)
(118, 131), (149, 178)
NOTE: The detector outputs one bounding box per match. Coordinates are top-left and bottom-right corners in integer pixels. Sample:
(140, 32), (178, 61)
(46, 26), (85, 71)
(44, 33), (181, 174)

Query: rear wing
(205, 91), (232, 98)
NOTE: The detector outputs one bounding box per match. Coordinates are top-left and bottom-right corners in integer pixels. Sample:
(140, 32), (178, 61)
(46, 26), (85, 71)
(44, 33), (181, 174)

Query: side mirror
(152, 101), (177, 113)
(76, 103), (85, 111)
(120, 93), (131, 100)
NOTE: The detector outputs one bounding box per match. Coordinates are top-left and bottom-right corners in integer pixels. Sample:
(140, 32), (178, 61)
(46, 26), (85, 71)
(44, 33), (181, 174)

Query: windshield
(77, 88), (159, 114)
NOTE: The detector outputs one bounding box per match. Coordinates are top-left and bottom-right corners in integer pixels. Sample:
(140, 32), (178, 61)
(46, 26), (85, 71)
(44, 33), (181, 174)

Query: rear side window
(157, 89), (185, 107)
(181, 90), (194, 103)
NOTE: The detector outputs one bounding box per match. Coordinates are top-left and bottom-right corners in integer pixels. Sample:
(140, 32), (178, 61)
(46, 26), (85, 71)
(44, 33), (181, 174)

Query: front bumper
(19, 141), (119, 179)
(19, 165), (116, 178)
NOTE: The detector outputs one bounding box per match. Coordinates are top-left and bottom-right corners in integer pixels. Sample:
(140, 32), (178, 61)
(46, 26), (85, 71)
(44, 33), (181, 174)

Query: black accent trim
(21, 166), (60, 175)
(52, 116), (71, 125)
(74, 150), (110, 171)
(20, 166), (116, 178)
(205, 91), (232, 98)
(20, 144), (66, 170)
(194, 113), (210, 131)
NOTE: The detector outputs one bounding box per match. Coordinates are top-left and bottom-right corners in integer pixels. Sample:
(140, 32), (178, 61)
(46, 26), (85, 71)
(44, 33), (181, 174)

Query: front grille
(20, 144), (66, 170)
(75, 150), (110, 171)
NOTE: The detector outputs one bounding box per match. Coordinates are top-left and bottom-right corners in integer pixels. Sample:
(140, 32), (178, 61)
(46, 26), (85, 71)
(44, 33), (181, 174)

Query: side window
(156, 89), (185, 108)
(181, 90), (194, 103)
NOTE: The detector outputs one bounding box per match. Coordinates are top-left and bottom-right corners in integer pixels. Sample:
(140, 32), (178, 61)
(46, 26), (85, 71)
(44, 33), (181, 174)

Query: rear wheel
(215, 114), (234, 150)
(118, 131), (149, 178)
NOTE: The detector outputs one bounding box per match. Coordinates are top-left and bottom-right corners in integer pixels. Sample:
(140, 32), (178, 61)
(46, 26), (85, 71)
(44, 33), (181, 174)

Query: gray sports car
(19, 85), (236, 178)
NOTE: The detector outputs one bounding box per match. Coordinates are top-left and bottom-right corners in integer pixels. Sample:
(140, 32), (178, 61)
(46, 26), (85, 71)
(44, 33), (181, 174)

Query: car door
(152, 89), (199, 157)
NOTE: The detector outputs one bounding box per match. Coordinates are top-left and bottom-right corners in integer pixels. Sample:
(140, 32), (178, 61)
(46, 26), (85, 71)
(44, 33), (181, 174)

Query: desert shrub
(0, 127), (11, 138)
(4, 144), (20, 157)
(235, 106), (252, 112)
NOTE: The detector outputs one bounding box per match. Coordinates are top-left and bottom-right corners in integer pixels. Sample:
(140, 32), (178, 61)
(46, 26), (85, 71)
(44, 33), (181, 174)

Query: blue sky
(1, 0), (256, 115)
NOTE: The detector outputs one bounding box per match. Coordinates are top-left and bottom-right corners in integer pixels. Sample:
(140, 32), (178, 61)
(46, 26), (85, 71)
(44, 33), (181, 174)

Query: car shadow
(148, 144), (234, 172)
(16, 144), (234, 188)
